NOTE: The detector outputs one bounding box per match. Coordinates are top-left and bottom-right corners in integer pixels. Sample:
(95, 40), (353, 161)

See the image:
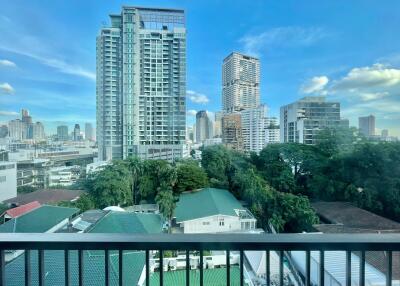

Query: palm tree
(155, 183), (176, 233)
(125, 157), (143, 205)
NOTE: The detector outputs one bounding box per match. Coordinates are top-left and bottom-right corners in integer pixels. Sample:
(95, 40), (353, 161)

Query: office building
(222, 52), (260, 113)
(240, 105), (268, 153)
(213, 111), (222, 138)
(0, 161), (17, 202)
(73, 124), (81, 141)
(57, 125), (69, 141)
(264, 117), (280, 144)
(381, 129), (389, 138)
(359, 115), (376, 137)
(8, 119), (26, 141)
(97, 6), (186, 161)
(33, 122), (45, 140)
(196, 111), (213, 143)
(222, 113), (243, 151)
(0, 125), (8, 138)
(280, 96), (348, 145)
(85, 123), (94, 141)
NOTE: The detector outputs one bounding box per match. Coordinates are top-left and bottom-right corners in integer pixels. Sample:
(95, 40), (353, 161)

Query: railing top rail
(1, 233), (400, 251)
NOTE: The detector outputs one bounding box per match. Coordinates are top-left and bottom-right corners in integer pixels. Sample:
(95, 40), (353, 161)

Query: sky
(1, 0), (400, 136)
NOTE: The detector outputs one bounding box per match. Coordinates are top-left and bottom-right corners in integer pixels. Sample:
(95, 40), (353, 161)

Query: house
(174, 188), (257, 233)
(3, 189), (83, 206)
(1, 201), (41, 222)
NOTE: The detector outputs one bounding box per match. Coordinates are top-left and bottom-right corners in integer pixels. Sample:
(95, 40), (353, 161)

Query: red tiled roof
(5, 201), (41, 218)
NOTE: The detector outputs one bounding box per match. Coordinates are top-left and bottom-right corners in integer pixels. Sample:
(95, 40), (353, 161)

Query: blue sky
(1, 0), (400, 136)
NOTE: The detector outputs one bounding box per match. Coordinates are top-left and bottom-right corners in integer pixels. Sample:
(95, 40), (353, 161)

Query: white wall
(0, 162), (17, 202)
(181, 215), (241, 233)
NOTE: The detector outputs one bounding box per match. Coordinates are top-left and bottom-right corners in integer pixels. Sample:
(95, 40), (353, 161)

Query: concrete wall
(0, 162), (17, 202)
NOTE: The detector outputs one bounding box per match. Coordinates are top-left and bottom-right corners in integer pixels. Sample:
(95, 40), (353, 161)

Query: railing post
(240, 250), (244, 286)
(146, 250), (150, 286)
(226, 250), (230, 286)
(387, 250), (392, 286)
(305, 250), (310, 286)
(319, 251), (324, 286)
(346, 251), (351, 286)
(186, 250), (190, 286)
(39, 249), (45, 286)
(78, 249), (83, 286)
(266, 250), (270, 286)
(279, 250), (284, 286)
(65, 250), (69, 286)
(200, 250), (204, 286)
(159, 250), (163, 286)
(0, 250), (5, 286)
(105, 249), (109, 286)
(25, 250), (31, 286)
(119, 249), (123, 286)
(359, 251), (365, 286)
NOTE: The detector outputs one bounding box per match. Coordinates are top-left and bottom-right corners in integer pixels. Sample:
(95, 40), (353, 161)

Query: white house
(174, 188), (257, 233)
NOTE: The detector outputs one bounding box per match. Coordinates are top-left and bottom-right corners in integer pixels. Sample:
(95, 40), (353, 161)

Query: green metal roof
(5, 211), (163, 286)
(175, 188), (244, 222)
(150, 266), (246, 286)
(0, 205), (79, 233)
(88, 211), (163, 234)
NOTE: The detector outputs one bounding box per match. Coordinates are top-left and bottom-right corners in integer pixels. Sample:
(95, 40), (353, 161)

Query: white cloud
(358, 91), (389, 101)
(0, 47), (96, 81)
(0, 59), (16, 67)
(240, 26), (326, 57)
(0, 83), (14, 94)
(332, 64), (400, 91)
(187, 90), (209, 104)
(0, 111), (19, 116)
(300, 76), (329, 94)
(187, 109), (197, 116)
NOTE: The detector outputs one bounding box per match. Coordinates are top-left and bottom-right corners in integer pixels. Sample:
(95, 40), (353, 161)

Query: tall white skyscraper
(222, 52), (260, 113)
(33, 122), (45, 140)
(240, 105), (279, 153)
(97, 6), (186, 161)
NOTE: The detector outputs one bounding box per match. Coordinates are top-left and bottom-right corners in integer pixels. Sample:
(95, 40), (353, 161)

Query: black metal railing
(0, 233), (400, 286)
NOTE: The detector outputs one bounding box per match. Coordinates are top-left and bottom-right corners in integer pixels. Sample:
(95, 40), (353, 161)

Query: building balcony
(0, 233), (398, 286)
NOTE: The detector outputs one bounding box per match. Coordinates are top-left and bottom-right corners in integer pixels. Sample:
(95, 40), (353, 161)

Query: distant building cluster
(3, 109), (45, 142)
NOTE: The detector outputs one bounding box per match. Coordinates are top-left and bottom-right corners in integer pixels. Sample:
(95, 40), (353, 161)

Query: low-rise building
(0, 161), (17, 202)
(48, 165), (80, 187)
(174, 188), (257, 233)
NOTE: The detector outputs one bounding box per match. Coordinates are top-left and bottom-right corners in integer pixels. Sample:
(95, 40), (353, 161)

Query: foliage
(174, 160), (208, 193)
(17, 185), (38, 194)
(155, 183), (176, 233)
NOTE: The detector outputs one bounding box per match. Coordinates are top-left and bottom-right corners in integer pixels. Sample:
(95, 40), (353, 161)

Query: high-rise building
(85, 123), (94, 141)
(213, 111), (222, 138)
(222, 52), (260, 113)
(8, 119), (26, 141)
(73, 124), (81, 141)
(97, 6), (186, 161)
(33, 122), (45, 140)
(196, 111), (213, 143)
(57, 125), (69, 141)
(381, 129), (389, 138)
(222, 113), (243, 151)
(280, 96), (348, 145)
(0, 125), (8, 138)
(358, 115), (376, 137)
(264, 117), (280, 145)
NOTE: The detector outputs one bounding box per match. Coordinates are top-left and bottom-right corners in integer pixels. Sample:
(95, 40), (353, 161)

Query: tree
(76, 193), (96, 212)
(175, 160), (208, 193)
(89, 164), (131, 208)
(17, 185), (37, 194)
(155, 183), (176, 233)
(255, 145), (296, 193)
(201, 145), (232, 188)
(125, 157), (143, 205)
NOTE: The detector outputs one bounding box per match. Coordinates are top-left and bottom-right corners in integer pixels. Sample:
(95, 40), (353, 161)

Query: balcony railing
(0, 233), (399, 286)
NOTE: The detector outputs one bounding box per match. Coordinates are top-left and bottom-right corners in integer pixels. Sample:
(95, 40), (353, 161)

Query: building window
(219, 219), (224, 226)
(0, 176), (6, 183)
(202, 221), (210, 226)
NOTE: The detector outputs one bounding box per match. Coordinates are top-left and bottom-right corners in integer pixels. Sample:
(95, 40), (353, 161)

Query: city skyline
(1, 1), (400, 136)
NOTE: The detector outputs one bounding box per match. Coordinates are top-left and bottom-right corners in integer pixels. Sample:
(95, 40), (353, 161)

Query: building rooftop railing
(0, 233), (399, 286)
